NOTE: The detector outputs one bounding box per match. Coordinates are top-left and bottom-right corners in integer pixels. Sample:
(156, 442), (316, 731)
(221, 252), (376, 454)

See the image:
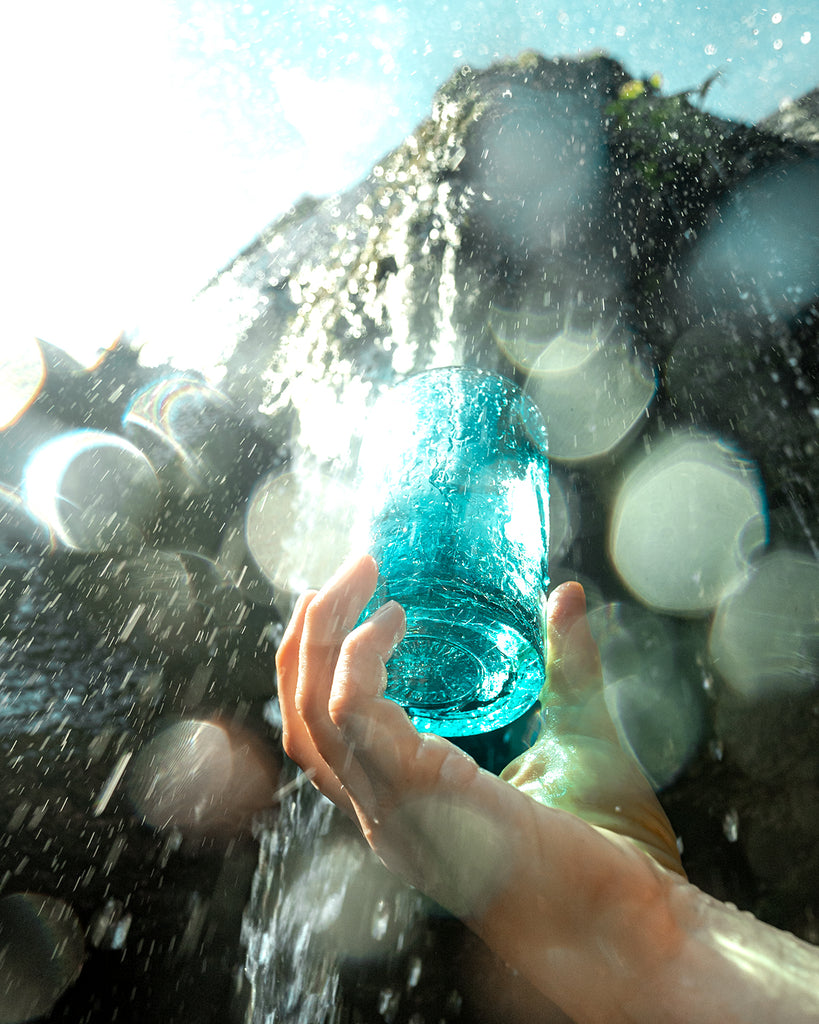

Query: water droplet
(407, 955), (422, 988)
(723, 808), (740, 843)
(371, 898), (390, 941)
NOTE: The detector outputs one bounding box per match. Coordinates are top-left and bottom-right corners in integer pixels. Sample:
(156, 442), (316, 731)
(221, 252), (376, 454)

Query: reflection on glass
(546, 468), (578, 566)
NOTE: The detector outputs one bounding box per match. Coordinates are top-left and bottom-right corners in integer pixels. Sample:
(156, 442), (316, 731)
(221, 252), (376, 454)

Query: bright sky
(2, 0), (815, 365)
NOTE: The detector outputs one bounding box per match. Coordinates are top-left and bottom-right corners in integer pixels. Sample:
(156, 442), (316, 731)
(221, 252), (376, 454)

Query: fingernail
(368, 600), (400, 623)
(367, 601), (406, 644)
(328, 552), (378, 587)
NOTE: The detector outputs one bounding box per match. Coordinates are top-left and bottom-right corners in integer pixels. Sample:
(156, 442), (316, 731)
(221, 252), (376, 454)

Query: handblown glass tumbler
(356, 367), (549, 736)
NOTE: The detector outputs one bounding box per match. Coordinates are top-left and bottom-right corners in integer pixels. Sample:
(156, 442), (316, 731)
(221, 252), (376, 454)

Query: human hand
(277, 554), (819, 1024)
(277, 551), (683, 879)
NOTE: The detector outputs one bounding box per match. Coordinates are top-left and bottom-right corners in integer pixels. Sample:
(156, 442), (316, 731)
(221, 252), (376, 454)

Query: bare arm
(277, 554), (819, 1024)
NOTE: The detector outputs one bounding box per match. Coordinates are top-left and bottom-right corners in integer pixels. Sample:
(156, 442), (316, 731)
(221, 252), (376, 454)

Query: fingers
(279, 553), (417, 822)
(278, 587), (356, 814)
(296, 553), (380, 725)
(503, 581), (686, 876)
(295, 555), (383, 806)
(541, 581), (619, 742)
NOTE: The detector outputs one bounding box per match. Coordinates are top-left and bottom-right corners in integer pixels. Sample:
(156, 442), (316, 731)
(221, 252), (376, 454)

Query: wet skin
(278, 554), (819, 1024)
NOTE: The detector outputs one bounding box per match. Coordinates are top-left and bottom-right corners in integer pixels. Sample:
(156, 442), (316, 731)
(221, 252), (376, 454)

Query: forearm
(468, 797), (819, 1024)
(651, 882), (819, 1024)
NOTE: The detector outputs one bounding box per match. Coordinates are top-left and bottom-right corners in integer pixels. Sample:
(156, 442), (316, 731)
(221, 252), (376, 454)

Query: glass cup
(355, 366), (550, 736)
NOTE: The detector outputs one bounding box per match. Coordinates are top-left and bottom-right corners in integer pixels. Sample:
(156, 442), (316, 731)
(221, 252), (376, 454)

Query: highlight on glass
(354, 366), (550, 736)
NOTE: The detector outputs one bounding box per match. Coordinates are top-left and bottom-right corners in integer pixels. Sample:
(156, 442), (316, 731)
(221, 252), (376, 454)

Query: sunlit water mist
(244, 462), (358, 618)
(242, 768), (434, 1024)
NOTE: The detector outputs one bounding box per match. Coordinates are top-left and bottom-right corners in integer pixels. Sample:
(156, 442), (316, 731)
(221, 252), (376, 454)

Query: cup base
(385, 603), (545, 736)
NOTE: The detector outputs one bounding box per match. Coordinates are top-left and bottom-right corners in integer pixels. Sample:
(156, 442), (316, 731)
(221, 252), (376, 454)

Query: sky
(2, 0), (816, 364)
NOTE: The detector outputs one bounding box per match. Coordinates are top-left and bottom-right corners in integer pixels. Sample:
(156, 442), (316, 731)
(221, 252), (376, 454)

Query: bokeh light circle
(22, 429), (161, 551)
(588, 602), (704, 789)
(524, 325), (656, 461)
(683, 157), (819, 323)
(609, 432), (767, 614)
(463, 84), (609, 256)
(709, 550), (819, 699)
(0, 892), (85, 1023)
(245, 465), (356, 611)
(127, 718), (276, 836)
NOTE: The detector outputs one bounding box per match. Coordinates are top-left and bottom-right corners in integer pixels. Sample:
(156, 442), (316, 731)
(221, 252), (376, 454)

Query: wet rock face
(1, 52), (818, 1022)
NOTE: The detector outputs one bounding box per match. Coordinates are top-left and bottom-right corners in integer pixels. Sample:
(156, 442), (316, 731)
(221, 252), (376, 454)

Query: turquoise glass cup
(356, 367), (550, 736)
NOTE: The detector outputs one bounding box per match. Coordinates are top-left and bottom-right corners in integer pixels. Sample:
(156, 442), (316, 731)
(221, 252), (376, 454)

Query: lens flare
(123, 375), (239, 496)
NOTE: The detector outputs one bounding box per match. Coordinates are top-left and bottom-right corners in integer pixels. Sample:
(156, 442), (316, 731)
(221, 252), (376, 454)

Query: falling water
(241, 750), (452, 1023)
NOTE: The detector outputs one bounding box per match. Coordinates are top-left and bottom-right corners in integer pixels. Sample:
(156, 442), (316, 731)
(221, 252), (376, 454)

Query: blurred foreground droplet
(463, 84), (609, 256)
(683, 157), (819, 323)
(609, 433), (767, 614)
(0, 893), (84, 1023)
(127, 718), (276, 836)
(245, 465), (356, 614)
(588, 602), (704, 789)
(709, 550), (819, 699)
(22, 430), (161, 551)
(0, 341), (46, 431)
(524, 324), (656, 460)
